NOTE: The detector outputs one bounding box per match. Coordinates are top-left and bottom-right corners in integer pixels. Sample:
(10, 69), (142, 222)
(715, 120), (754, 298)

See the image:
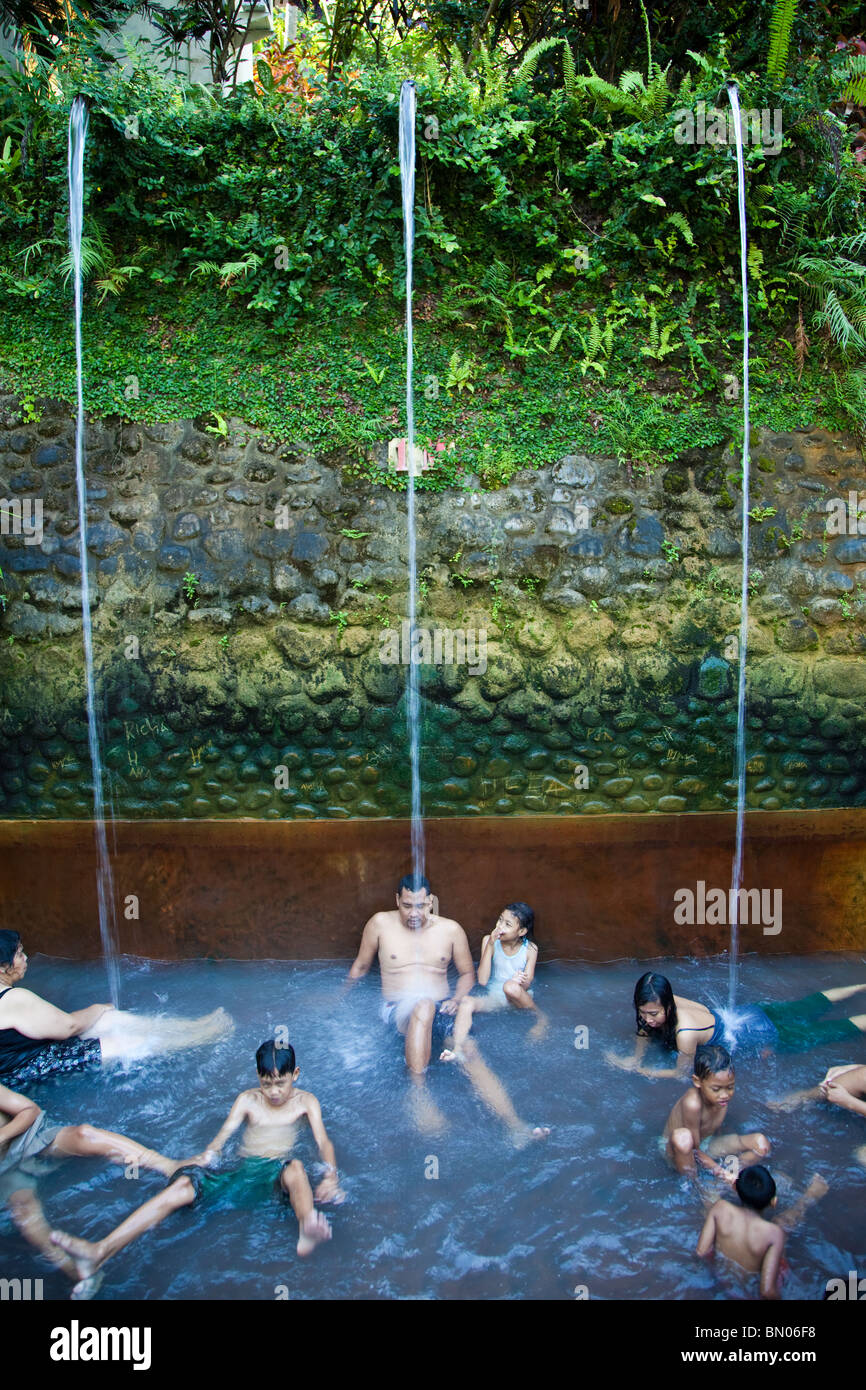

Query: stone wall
(1, 388), (865, 820)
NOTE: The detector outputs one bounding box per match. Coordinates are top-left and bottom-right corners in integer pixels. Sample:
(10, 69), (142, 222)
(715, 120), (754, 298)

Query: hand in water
(315, 1173), (345, 1205)
(182, 1148), (218, 1168)
(604, 1049), (636, 1071)
(823, 1081), (857, 1111)
(438, 998), (459, 1017)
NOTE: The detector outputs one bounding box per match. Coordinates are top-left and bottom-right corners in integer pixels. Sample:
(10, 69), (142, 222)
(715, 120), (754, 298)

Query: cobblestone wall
(1, 390), (864, 819)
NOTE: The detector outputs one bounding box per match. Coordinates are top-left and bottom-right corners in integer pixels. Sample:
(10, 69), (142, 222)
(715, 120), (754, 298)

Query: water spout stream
(399, 81), (426, 881)
(726, 82), (751, 1012)
(69, 96), (120, 1005)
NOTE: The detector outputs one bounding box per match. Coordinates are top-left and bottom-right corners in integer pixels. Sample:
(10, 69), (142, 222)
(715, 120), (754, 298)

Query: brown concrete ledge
(0, 811), (864, 961)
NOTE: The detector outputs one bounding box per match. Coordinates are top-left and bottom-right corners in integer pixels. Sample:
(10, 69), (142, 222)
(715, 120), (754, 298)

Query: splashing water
(69, 97), (120, 1006)
(726, 82), (751, 1012)
(399, 81), (426, 882)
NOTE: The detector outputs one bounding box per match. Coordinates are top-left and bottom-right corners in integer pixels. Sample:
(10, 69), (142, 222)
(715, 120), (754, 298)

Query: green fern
(664, 213), (695, 247)
(795, 233), (866, 357)
(514, 37), (577, 101)
(841, 53), (866, 107)
(767, 0), (799, 87)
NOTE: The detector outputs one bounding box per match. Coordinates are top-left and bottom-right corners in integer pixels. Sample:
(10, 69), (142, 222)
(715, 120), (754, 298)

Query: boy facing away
(697, 1164), (829, 1299)
(662, 1043), (770, 1181)
(51, 1040), (342, 1297)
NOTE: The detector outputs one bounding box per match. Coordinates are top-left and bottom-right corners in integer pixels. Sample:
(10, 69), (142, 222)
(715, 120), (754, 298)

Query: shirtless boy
(349, 873), (474, 1073)
(697, 1164), (829, 1299)
(662, 1044), (770, 1181)
(51, 1041), (341, 1296)
(1, 1080), (182, 1295)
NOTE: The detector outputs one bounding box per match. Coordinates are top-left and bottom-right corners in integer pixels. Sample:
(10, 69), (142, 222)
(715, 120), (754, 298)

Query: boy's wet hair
(503, 902), (535, 940)
(0, 930), (21, 967)
(397, 872), (431, 895)
(256, 1040), (296, 1076)
(633, 972), (677, 1050)
(735, 1164), (776, 1212)
(693, 1043), (733, 1079)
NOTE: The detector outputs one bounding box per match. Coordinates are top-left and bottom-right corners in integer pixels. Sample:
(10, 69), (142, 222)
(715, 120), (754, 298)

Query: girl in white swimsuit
(440, 902), (547, 1060)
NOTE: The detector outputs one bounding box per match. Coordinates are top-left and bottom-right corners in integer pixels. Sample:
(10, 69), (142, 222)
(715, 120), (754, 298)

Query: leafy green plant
(445, 349), (478, 394)
(204, 412), (229, 438)
(661, 540), (681, 564)
(182, 571), (199, 604)
(767, 0), (800, 88)
(329, 608), (349, 636)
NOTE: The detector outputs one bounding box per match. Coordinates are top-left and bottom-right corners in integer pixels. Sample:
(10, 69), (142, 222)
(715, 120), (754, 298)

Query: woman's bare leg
(88, 1008), (233, 1061)
(822, 984), (866, 1003)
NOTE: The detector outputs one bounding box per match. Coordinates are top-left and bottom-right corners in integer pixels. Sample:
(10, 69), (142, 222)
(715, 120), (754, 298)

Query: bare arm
(476, 934), (494, 987)
(823, 1074), (866, 1117)
(302, 1092), (341, 1201)
(696, 1207), (718, 1258)
(0, 1084), (40, 1148)
(513, 941), (538, 989)
(759, 1232), (784, 1300)
(450, 925), (476, 1003)
(635, 1042), (694, 1080)
(773, 1175), (829, 1233)
(348, 917), (380, 981)
(1, 989), (110, 1042)
(194, 1094), (251, 1163)
(604, 1033), (652, 1072)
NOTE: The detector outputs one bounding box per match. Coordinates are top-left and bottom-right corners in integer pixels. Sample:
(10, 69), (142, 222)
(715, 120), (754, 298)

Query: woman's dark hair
(256, 1040), (296, 1076)
(735, 1164), (776, 1212)
(633, 972), (678, 1050)
(0, 930), (21, 968)
(503, 902), (535, 940)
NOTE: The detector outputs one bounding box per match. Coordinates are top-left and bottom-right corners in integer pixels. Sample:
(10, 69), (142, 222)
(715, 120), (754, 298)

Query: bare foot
(766, 1095), (805, 1113)
(528, 1015), (549, 1044)
(51, 1229), (103, 1282)
(439, 1047), (463, 1063)
(721, 1155), (741, 1180)
(296, 1210), (331, 1257)
(854, 1144), (866, 1170)
(408, 1084), (448, 1136)
(72, 1271), (105, 1301)
(511, 1124), (551, 1150)
(806, 1174), (829, 1199)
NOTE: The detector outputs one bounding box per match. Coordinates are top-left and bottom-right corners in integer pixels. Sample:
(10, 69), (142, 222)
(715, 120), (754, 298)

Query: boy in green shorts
(51, 1040), (343, 1296)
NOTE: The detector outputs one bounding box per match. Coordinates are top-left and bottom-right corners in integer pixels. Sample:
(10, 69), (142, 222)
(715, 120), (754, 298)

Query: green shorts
(170, 1157), (293, 1212)
(756, 992), (862, 1054)
(658, 1133), (714, 1157)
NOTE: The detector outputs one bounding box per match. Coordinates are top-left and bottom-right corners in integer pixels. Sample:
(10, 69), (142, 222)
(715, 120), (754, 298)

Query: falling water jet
(725, 81), (751, 1015)
(68, 96), (121, 1006)
(398, 80), (426, 882)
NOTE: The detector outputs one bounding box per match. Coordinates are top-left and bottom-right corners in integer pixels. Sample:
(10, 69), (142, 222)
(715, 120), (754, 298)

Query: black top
(0, 986), (101, 1083)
